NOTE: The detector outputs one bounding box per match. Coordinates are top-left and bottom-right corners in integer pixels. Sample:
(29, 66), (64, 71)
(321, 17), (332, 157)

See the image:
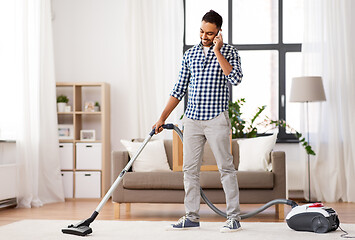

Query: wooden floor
(1, 199), (355, 227)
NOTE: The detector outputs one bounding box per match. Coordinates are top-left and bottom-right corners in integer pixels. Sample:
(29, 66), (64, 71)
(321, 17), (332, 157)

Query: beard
(201, 39), (212, 46)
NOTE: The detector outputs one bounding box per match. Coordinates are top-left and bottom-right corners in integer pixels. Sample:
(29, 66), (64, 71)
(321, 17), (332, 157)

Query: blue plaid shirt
(170, 42), (243, 120)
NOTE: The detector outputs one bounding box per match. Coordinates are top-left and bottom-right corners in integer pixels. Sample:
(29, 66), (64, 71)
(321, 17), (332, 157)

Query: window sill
(276, 138), (299, 144)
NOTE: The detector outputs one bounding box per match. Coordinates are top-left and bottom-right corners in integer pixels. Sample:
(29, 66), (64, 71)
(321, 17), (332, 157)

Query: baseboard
(288, 190), (305, 201)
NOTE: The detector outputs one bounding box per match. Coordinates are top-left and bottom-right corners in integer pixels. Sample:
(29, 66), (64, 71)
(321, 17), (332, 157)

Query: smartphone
(213, 31), (220, 44)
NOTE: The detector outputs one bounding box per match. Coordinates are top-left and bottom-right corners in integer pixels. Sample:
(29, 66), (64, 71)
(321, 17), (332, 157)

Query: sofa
(111, 138), (286, 219)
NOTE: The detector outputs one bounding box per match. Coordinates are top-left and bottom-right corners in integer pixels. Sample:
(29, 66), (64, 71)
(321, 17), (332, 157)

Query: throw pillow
(120, 139), (172, 172)
(237, 133), (277, 171)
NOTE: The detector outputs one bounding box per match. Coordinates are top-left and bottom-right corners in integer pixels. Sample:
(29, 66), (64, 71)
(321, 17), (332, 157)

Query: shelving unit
(56, 82), (110, 198)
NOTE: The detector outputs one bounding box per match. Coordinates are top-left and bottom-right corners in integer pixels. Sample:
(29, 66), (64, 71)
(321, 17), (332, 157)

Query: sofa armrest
(271, 151), (286, 198)
(111, 151), (129, 203)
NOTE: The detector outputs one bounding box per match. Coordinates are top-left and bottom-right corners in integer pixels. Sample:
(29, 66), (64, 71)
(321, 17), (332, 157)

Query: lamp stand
(305, 101), (312, 203)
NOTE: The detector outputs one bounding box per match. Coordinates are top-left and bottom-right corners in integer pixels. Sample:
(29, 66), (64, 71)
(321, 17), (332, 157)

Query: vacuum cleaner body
(286, 203), (339, 233)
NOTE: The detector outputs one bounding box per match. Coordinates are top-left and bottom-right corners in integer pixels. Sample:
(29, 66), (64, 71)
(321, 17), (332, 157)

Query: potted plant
(228, 98), (315, 155)
(94, 101), (100, 112)
(57, 95), (69, 112)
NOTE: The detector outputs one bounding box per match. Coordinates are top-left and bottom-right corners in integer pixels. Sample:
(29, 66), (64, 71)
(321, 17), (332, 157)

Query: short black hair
(202, 10), (223, 29)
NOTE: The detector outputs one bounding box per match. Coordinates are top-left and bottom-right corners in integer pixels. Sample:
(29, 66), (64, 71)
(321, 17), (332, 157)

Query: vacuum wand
(95, 130), (155, 213)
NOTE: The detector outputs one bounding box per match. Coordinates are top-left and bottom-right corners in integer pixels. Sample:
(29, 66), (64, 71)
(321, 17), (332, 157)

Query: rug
(0, 220), (354, 240)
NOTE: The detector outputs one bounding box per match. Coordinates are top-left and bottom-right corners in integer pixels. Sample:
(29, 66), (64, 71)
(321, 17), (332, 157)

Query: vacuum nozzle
(62, 225), (92, 236)
(62, 211), (98, 236)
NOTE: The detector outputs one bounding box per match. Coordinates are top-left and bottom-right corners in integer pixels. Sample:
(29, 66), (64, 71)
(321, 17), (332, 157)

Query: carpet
(0, 220), (354, 240)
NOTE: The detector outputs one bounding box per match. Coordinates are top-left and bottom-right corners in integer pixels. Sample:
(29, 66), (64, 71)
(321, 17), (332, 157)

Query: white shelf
(56, 82), (110, 198)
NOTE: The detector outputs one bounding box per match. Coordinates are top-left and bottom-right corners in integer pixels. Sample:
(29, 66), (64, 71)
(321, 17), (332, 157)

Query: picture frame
(58, 124), (74, 140)
(80, 130), (96, 141)
(84, 101), (95, 112)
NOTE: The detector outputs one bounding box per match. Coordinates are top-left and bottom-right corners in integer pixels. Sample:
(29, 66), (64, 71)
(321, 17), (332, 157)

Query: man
(153, 10), (243, 233)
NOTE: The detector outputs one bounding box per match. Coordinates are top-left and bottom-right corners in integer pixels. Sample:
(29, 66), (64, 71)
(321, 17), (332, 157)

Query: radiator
(0, 164), (17, 208)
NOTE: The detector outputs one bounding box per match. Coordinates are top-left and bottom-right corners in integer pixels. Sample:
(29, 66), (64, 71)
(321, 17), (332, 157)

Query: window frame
(183, 0), (301, 142)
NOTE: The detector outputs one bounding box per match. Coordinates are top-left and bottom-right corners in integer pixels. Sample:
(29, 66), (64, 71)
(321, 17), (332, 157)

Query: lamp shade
(289, 76), (326, 102)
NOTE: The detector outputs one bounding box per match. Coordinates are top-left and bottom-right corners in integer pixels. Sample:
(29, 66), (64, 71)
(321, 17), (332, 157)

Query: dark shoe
(220, 219), (242, 233)
(166, 216), (200, 230)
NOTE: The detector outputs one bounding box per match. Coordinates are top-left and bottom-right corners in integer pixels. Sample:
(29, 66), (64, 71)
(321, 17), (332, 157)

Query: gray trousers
(182, 111), (241, 222)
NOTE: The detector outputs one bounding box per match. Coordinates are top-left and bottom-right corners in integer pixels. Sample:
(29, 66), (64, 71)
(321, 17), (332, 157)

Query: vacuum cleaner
(62, 124), (341, 236)
(285, 202), (339, 233)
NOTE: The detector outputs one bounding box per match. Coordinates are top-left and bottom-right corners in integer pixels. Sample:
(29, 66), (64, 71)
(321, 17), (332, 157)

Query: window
(232, 50), (279, 125)
(233, 0), (278, 44)
(184, 0), (303, 141)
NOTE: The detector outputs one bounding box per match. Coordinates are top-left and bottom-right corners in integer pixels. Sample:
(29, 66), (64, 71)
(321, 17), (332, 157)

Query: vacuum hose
(162, 123), (298, 219)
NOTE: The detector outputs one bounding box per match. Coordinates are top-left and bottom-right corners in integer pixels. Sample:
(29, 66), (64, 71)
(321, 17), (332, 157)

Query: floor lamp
(289, 76), (326, 202)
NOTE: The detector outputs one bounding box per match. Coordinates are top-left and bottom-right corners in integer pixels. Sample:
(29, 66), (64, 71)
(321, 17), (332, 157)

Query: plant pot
(94, 106), (100, 112)
(57, 102), (66, 112)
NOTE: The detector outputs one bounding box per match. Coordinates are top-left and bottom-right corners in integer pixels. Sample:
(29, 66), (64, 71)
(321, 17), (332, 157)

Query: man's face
(200, 21), (219, 47)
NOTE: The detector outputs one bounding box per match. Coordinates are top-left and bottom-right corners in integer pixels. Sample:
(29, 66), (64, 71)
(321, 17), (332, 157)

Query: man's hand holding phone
(213, 31), (223, 53)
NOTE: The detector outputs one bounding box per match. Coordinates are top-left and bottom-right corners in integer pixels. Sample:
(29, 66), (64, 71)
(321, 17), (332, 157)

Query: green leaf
(251, 105), (266, 124)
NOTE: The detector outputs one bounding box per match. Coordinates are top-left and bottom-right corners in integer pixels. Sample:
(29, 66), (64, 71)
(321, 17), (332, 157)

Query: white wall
(52, 0), (153, 151)
(274, 143), (306, 191)
(51, 0), (306, 191)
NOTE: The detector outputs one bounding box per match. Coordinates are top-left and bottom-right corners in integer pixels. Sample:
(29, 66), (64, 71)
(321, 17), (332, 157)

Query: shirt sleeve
(170, 53), (190, 100)
(226, 49), (243, 86)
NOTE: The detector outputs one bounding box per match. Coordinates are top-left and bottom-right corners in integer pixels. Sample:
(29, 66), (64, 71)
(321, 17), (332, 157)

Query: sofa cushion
(122, 171), (274, 190)
(200, 171), (274, 189)
(120, 139), (172, 172)
(237, 134), (277, 171)
(123, 172), (184, 190)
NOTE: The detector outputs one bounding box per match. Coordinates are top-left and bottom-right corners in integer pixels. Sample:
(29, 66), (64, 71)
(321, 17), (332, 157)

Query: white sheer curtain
(302, 0), (355, 202)
(123, 0), (184, 138)
(15, 0), (64, 208)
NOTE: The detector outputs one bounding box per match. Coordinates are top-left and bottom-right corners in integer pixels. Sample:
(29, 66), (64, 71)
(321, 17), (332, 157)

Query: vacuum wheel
(311, 215), (330, 233)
